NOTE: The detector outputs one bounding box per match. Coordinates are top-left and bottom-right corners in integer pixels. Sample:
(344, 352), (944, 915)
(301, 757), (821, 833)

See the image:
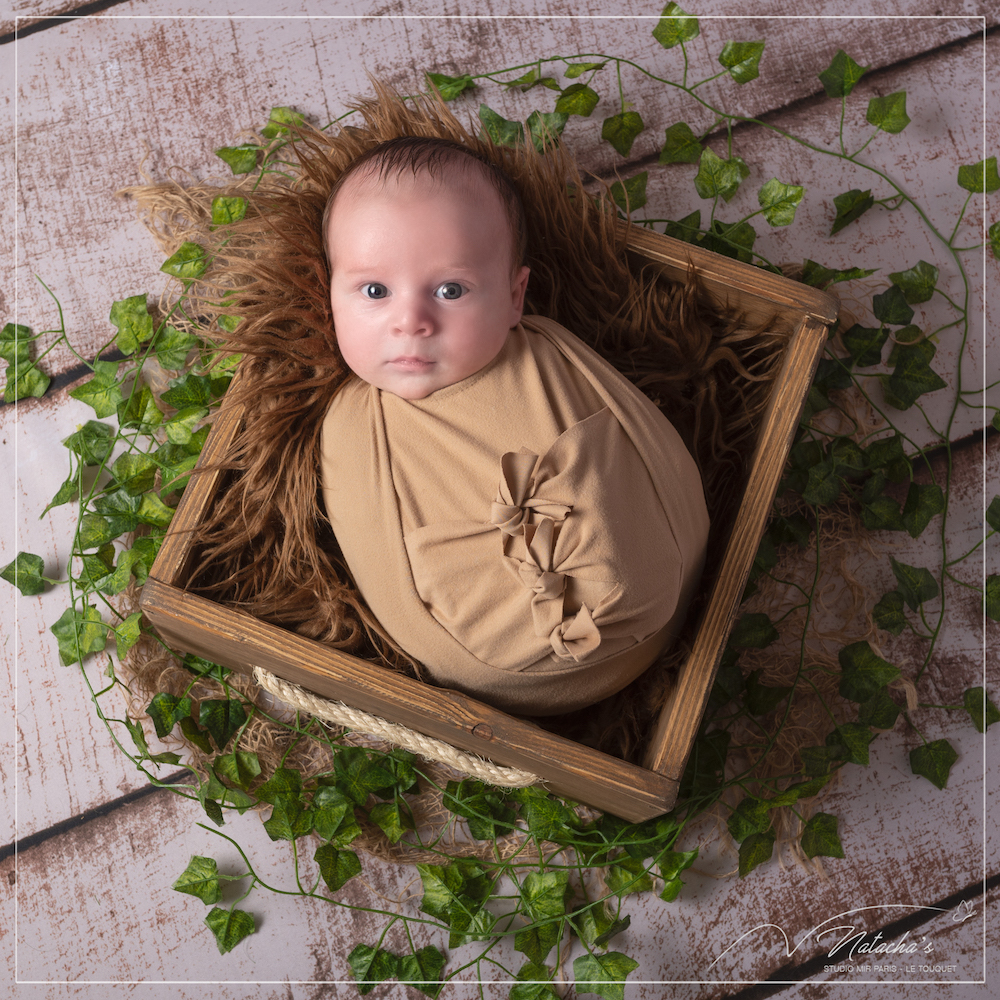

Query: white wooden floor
(3, 1), (998, 997)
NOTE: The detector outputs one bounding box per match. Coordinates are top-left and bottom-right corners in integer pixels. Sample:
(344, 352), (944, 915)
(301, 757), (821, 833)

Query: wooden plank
(7, 6), (989, 378)
(645, 314), (829, 776)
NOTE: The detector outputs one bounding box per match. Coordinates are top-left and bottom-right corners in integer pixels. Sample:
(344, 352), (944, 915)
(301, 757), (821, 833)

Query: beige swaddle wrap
(320, 316), (709, 714)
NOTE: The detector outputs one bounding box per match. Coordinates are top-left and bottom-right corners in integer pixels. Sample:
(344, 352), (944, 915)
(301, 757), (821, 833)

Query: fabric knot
(492, 450), (571, 537)
(549, 604), (602, 661)
(517, 561), (565, 600)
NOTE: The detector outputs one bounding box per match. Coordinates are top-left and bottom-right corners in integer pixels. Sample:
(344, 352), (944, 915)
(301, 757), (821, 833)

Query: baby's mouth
(389, 356), (434, 369)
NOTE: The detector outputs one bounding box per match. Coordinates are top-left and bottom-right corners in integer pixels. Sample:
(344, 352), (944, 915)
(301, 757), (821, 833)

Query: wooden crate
(139, 225), (838, 823)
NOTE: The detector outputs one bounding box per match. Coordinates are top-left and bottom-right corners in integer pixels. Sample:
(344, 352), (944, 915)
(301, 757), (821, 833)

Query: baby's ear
(510, 265), (531, 324)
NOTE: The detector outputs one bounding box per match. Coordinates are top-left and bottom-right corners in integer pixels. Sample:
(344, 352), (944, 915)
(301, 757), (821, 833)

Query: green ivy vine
(4, 5), (998, 994)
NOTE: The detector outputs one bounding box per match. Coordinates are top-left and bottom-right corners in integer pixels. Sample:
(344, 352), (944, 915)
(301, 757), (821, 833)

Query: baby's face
(327, 168), (530, 399)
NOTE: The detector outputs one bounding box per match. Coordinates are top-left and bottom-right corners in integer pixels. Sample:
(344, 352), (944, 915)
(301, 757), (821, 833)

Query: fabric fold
(320, 316), (710, 715)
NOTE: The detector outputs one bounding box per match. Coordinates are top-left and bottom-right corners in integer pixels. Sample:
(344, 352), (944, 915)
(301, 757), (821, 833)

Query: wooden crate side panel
(643, 314), (830, 777)
(139, 579), (678, 822)
(622, 224), (839, 327)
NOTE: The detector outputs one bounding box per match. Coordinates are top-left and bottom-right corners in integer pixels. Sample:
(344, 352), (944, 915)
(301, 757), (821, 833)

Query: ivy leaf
(888, 260), (938, 304)
(161, 372), (215, 410)
(348, 944), (399, 996)
(730, 612), (778, 649)
(884, 340), (947, 409)
(312, 785), (355, 842)
(872, 284), (914, 326)
(417, 860), (493, 948)
(757, 178), (804, 226)
(153, 325), (200, 370)
(664, 209), (702, 243)
(68, 360), (122, 418)
(800, 813), (845, 859)
(957, 156), (1000, 194)
(652, 3), (698, 49)
(988, 575), (1000, 621)
(838, 641), (901, 702)
(210, 196), (247, 226)
(609, 172), (647, 213)
(802, 260), (877, 289)
(0, 322), (32, 364)
(516, 922), (562, 966)
(205, 906), (255, 954)
(866, 91), (910, 134)
(872, 590), (907, 635)
(314, 843), (362, 893)
(744, 670), (792, 715)
(255, 766), (302, 805)
(738, 829), (775, 877)
(426, 71), (476, 101)
(572, 952), (639, 1000)
(565, 61), (606, 78)
(165, 405), (209, 445)
(656, 847), (698, 902)
(522, 870), (569, 930)
(901, 482), (944, 538)
(963, 687), (1000, 733)
(989, 220), (1000, 260)
(263, 793), (314, 841)
(179, 716), (213, 755)
(504, 67), (558, 92)
(334, 746), (396, 805)
(112, 452), (157, 496)
(554, 83), (600, 118)
(830, 188), (874, 235)
(510, 961), (560, 1000)
(260, 105), (304, 139)
(891, 556), (939, 609)
(862, 495), (905, 532)
(986, 496), (1000, 532)
(215, 144), (259, 174)
(601, 111), (644, 156)
(843, 323), (888, 367)
(477, 104), (524, 147)
(699, 219), (756, 263)
(398, 945), (447, 999)
(369, 800), (413, 844)
(93, 488), (142, 536)
(910, 739), (958, 790)
(857, 687), (901, 730)
(114, 611), (143, 660)
(117, 384), (163, 432)
(526, 110), (568, 153)
(4, 362), (50, 402)
(161, 242), (209, 283)
(214, 750), (261, 790)
(173, 855), (222, 905)
(719, 40), (765, 85)
(865, 434), (910, 482)
(63, 420), (114, 466)
(695, 147), (749, 202)
(50, 605), (106, 665)
(818, 49), (868, 98)
(109, 295), (153, 355)
(199, 698), (248, 751)
(146, 692), (193, 739)
(727, 797), (771, 842)
(826, 722), (875, 766)
(1, 552), (47, 596)
(442, 779), (516, 840)
(659, 121), (702, 164)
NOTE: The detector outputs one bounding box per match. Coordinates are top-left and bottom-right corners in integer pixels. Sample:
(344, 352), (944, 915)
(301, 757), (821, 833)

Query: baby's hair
(321, 134), (528, 274)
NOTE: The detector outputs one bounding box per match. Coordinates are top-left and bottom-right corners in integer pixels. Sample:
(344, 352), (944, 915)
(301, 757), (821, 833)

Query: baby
(320, 136), (709, 715)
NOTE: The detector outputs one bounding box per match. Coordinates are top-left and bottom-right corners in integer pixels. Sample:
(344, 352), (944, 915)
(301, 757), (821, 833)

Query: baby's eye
(362, 283), (388, 299)
(434, 282), (466, 301)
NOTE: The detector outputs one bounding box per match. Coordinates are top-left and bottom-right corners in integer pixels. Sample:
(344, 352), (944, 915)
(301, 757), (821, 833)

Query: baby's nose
(392, 294), (435, 336)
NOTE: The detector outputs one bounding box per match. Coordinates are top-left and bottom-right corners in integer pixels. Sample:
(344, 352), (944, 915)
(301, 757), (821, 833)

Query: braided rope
(252, 666), (541, 788)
